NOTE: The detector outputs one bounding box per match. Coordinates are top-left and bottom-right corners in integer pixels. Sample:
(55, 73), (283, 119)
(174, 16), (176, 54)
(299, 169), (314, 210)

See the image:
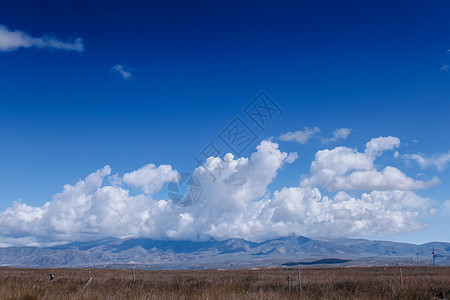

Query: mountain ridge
(0, 236), (448, 269)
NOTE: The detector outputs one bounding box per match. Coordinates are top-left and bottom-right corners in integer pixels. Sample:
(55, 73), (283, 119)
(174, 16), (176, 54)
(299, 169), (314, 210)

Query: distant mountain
(0, 236), (448, 269)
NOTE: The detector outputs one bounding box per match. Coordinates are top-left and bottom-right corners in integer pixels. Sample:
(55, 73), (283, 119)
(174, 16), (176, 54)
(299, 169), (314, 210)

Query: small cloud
(285, 152), (299, 164)
(322, 128), (352, 143)
(441, 64), (449, 72)
(403, 152), (450, 172)
(394, 151), (399, 159)
(443, 200), (450, 213)
(0, 25), (84, 52)
(111, 65), (133, 80)
(279, 127), (320, 144)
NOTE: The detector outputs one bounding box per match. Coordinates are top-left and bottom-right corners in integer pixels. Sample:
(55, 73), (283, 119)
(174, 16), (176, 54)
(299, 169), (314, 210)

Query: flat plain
(0, 266), (448, 299)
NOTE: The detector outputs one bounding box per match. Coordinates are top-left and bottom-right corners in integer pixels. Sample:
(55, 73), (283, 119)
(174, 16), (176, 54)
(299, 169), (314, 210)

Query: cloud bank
(0, 25), (84, 52)
(0, 137), (439, 246)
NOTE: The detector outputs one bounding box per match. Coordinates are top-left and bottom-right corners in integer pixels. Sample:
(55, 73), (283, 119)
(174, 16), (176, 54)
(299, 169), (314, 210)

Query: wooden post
(132, 268), (136, 282)
(82, 269), (94, 292)
(432, 248), (437, 271)
(400, 268), (403, 289)
(82, 277), (93, 292)
(298, 269), (302, 292)
(288, 275), (291, 289)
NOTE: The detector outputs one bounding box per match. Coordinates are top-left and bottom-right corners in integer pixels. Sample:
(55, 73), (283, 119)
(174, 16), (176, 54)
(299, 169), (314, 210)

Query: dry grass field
(0, 266), (448, 299)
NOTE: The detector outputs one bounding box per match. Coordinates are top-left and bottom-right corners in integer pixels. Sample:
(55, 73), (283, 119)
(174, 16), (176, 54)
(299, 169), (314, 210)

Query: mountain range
(0, 236), (449, 269)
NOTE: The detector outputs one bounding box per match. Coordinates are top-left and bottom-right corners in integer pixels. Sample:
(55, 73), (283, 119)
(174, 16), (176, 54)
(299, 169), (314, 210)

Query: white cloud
(279, 127), (320, 144)
(0, 138), (439, 246)
(303, 136), (439, 191)
(123, 164), (178, 194)
(285, 152), (299, 164)
(325, 167), (439, 191)
(364, 136), (400, 158)
(441, 64), (449, 72)
(323, 128), (352, 143)
(0, 25), (84, 52)
(267, 188), (429, 238)
(111, 65), (133, 80)
(442, 200), (450, 215)
(403, 152), (450, 172)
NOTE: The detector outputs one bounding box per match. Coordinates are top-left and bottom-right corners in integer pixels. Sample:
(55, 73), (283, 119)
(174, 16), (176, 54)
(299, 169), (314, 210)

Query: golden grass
(0, 266), (448, 299)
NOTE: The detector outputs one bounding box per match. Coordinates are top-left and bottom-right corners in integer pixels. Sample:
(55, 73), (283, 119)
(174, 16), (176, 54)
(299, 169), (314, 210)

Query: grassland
(0, 266), (448, 299)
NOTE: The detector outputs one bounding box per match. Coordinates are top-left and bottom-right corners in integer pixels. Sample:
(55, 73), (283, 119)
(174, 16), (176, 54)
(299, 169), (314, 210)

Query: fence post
(82, 269), (93, 292)
(400, 268), (403, 289)
(298, 269), (302, 292)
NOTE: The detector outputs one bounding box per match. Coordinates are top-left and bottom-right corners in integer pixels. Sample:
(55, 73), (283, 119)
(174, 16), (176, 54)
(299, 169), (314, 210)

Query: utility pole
(416, 252), (419, 266)
(431, 248), (437, 271)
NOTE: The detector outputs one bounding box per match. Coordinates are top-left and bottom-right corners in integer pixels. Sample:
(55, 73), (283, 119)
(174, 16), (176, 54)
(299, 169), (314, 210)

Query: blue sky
(0, 0), (449, 246)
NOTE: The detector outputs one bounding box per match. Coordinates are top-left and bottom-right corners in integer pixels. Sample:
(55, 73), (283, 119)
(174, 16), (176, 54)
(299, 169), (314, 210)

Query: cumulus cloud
(323, 128), (352, 143)
(111, 65), (133, 80)
(403, 152), (450, 172)
(0, 25), (84, 52)
(303, 136), (439, 191)
(268, 188), (429, 237)
(364, 136), (400, 158)
(279, 127), (320, 144)
(0, 138), (439, 246)
(123, 164), (178, 194)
